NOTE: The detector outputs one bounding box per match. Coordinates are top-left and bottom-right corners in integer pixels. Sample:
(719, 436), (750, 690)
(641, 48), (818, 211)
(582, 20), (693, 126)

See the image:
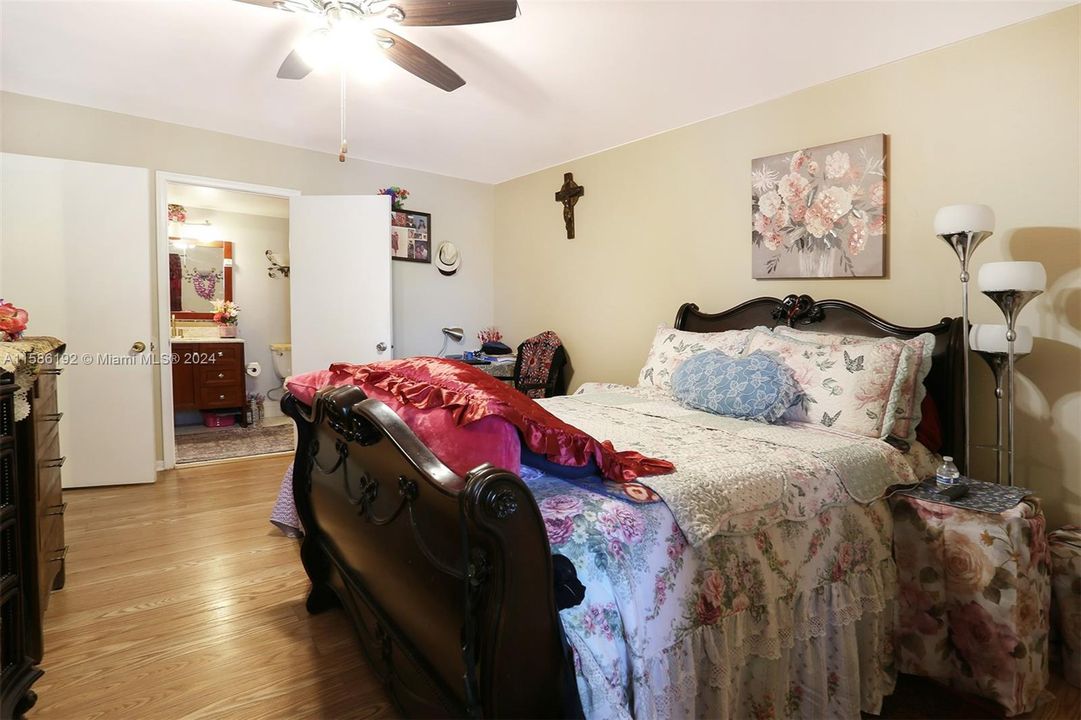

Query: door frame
(155, 172), (300, 470)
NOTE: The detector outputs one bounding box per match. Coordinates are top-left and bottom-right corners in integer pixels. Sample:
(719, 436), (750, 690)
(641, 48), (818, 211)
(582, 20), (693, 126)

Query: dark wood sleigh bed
(280, 294), (965, 718)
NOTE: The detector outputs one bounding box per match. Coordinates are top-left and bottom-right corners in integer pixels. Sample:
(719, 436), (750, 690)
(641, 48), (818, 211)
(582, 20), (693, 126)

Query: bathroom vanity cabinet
(171, 341), (248, 425)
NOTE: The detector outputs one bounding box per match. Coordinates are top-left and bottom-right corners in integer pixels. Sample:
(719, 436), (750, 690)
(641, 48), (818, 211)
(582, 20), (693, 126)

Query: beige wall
(494, 8), (1080, 527)
(0, 92), (496, 360)
(1, 93), (495, 463)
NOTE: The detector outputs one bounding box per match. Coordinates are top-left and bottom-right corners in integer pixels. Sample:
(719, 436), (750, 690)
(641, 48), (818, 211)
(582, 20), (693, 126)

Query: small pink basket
(202, 412), (236, 428)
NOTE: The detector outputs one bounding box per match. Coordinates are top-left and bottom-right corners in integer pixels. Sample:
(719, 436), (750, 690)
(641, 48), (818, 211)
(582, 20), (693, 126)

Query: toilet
(270, 343), (292, 383)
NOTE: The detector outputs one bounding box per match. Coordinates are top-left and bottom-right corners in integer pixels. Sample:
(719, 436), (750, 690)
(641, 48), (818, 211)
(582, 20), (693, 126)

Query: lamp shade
(441, 326), (464, 343)
(934, 204), (995, 235)
(970, 323), (1033, 355)
(977, 261), (1047, 292)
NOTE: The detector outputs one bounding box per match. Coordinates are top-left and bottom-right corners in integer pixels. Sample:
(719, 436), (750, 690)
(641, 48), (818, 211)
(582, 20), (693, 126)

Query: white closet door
(289, 195), (392, 376)
(1, 153), (156, 487)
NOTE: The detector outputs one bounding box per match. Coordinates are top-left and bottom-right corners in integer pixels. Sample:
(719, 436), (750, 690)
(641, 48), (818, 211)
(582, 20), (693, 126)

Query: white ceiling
(167, 183), (290, 217)
(2, 0), (1072, 183)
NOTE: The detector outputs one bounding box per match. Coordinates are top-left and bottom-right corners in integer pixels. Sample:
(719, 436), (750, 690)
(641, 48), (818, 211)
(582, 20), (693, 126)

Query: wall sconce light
(178, 220), (220, 243)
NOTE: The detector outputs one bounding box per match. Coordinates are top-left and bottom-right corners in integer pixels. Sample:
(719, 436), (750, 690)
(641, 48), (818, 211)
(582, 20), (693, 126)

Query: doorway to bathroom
(157, 175), (298, 467)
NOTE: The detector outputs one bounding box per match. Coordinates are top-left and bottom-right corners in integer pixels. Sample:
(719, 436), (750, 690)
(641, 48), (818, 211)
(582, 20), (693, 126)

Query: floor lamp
(970, 323), (1034, 485)
(977, 261), (1046, 486)
(935, 204), (996, 475)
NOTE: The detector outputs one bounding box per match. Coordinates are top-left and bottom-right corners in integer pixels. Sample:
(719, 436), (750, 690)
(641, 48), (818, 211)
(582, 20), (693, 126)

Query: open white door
(289, 195), (392, 375)
(1, 153), (156, 487)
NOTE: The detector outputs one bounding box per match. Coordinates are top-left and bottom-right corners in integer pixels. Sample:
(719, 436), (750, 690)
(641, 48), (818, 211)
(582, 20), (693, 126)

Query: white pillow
(772, 326), (935, 442)
(637, 325), (753, 393)
(744, 328), (911, 439)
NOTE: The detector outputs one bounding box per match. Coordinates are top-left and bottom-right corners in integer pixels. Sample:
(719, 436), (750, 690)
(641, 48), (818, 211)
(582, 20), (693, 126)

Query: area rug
(176, 423), (295, 464)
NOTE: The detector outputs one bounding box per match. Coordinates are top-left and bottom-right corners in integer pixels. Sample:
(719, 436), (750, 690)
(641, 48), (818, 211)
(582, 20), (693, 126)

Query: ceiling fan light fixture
(273, 0), (320, 14)
(366, 1), (405, 24)
(258, 0), (519, 98)
(293, 15), (391, 78)
(294, 28), (334, 71)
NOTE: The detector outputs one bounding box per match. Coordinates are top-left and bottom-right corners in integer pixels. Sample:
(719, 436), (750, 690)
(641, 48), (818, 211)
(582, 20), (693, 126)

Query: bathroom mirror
(169, 240), (233, 319)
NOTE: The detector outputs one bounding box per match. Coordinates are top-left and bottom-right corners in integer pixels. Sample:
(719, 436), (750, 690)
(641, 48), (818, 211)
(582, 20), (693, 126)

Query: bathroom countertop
(171, 337), (245, 344)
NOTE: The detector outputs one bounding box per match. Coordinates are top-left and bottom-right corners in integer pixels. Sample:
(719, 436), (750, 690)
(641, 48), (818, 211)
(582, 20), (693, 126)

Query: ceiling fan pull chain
(339, 67), (348, 162)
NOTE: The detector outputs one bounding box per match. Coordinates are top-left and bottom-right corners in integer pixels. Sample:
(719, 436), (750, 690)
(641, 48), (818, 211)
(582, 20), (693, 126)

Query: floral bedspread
(269, 384), (938, 717)
(542, 386), (936, 546)
(525, 467), (900, 719)
(891, 496), (1051, 715)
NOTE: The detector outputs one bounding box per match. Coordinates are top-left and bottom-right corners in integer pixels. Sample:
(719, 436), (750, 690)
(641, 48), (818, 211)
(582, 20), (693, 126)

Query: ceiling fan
(237, 0), (519, 92)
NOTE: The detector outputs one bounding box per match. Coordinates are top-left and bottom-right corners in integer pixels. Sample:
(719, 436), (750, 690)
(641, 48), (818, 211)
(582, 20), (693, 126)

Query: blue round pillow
(670, 350), (801, 423)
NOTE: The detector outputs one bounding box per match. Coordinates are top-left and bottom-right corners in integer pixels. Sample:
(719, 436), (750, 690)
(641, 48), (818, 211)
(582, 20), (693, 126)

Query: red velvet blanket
(330, 357), (675, 483)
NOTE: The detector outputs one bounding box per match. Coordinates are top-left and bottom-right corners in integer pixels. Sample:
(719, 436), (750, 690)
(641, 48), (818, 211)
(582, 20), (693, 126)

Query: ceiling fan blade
(234, 0), (323, 13)
(232, 0), (281, 9)
(374, 29), (465, 92)
(392, 0), (518, 26)
(277, 49), (313, 80)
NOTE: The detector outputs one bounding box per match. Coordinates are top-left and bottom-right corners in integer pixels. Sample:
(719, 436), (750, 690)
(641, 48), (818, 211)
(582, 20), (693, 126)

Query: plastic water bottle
(935, 456), (961, 488)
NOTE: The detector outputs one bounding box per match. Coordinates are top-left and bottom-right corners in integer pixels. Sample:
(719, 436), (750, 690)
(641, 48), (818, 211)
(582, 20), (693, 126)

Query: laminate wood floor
(32, 455), (1079, 719)
(33, 455), (395, 720)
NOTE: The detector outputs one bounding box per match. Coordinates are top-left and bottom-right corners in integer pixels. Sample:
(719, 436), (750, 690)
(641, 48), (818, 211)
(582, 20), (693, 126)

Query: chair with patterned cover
(514, 331), (567, 399)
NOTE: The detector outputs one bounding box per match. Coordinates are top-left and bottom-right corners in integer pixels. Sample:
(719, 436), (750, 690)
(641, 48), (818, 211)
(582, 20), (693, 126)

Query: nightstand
(475, 359), (515, 381)
(448, 355), (516, 383)
(891, 485), (1051, 715)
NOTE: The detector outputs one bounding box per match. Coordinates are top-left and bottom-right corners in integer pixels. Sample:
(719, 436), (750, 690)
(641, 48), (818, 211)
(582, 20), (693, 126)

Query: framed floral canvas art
(751, 134), (886, 278)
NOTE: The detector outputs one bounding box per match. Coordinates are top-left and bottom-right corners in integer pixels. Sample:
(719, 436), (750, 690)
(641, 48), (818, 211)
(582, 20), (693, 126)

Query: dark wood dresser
(171, 341), (248, 425)
(1, 349), (67, 718)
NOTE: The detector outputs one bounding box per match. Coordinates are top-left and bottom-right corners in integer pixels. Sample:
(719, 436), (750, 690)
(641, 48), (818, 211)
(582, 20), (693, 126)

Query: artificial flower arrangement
(0, 299), (29, 341)
(212, 300), (240, 325)
(168, 203), (188, 223)
(378, 185), (410, 211)
(212, 300), (240, 338)
(477, 327), (503, 344)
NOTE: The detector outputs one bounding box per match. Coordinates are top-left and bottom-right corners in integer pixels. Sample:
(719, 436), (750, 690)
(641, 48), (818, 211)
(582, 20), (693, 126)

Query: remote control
(937, 484), (969, 501)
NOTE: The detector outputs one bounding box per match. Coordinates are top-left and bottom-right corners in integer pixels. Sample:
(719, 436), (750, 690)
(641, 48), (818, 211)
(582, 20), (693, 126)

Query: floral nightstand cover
(891, 494), (1051, 715)
(1049, 526), (1081, 687)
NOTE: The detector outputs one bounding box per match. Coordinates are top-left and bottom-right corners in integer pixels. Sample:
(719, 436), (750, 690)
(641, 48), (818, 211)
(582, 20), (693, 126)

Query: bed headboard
(675, 294), (965, 471)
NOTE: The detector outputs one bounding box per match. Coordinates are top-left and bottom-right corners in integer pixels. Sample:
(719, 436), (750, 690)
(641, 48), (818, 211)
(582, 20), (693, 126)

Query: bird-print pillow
(744, 328), (911, 439)
(637, 325), (755, 393)
(772, 326), (936, 443)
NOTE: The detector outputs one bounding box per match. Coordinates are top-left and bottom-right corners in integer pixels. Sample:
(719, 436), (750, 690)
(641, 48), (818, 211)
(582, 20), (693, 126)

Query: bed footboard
(283, 386), (580, 718)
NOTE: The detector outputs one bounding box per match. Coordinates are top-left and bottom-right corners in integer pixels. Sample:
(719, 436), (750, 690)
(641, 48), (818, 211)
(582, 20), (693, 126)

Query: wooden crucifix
(554, 172), (584, 239)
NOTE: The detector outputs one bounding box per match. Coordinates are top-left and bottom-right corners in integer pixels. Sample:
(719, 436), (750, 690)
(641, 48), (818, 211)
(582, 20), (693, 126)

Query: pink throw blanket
(332, 357), (674, 482)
